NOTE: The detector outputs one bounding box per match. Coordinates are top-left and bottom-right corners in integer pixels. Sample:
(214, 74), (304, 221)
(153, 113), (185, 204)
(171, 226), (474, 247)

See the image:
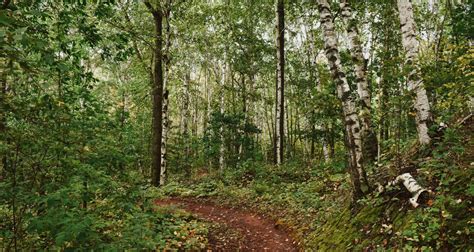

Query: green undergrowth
(161, 123), (473, 251)
(0, 171), (208, 250)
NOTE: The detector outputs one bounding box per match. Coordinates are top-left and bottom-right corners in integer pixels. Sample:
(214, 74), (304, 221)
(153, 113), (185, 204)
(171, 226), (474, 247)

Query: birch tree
(340, 0), (377, 161)
(275, 0), (285, 165)
(317, 0), (370, 199)
(397, 0), (432, 145)
(219, 59), (226, 171)
(182, 71), (191, 173)
(160, 0), (171, 186)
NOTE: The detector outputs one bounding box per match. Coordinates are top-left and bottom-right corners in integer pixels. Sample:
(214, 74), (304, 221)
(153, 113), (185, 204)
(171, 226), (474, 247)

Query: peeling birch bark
(160, 0), (171, 186)
(160, 90), (169, 186)
(397, 0), (432, 145)
(317, 0), (370, 199)
(340, 0), (377, 161)
(386, 173), (430, 208)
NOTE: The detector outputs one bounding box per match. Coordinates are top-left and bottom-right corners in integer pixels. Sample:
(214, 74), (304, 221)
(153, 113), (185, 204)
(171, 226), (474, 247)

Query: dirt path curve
(156, 198), (299, 252)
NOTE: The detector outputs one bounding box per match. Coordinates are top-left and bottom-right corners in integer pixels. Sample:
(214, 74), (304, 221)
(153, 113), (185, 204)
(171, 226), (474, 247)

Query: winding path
(156, 198), (299, 251)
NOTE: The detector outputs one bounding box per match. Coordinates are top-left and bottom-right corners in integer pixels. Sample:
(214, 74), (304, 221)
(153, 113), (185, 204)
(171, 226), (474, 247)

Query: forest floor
(155, 197), (299, 251)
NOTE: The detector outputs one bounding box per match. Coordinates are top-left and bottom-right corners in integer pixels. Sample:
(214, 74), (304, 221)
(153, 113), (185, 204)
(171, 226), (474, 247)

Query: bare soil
(156, 198), (299, 252)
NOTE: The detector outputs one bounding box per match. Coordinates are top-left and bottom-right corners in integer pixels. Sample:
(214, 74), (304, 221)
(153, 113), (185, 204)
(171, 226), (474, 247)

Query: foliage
(162, 121), (473, 250)
(0, 0), (472, 250)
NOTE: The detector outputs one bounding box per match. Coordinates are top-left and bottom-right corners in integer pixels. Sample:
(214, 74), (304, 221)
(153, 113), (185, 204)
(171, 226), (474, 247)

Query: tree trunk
(219, 58), (226, 171)
(239, 74), (246, 160)
(317, 0), (370, 199)
(160, 0), (171, 186)
(340, 0), (377, 162)
(0, 60), (7, 179)
(264, 87), (275, 163)
(376, 74), (384, 163)
(383, 173), (430, 208)
(145, 2), (164, 187)
(397, 0), (432, 145)
(182, 71), (191, 174)
(275, 0), (285, 165)
(316, 72), (330, 162)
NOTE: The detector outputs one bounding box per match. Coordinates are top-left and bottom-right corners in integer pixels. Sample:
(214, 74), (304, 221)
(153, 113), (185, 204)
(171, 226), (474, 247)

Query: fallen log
(379, 173), (431, 208)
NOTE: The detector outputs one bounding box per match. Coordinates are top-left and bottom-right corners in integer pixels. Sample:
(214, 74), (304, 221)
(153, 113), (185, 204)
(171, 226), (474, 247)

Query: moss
(355, 204), (384, 225)
(306, 209), (360, 251)
(393, 210), (416, 232)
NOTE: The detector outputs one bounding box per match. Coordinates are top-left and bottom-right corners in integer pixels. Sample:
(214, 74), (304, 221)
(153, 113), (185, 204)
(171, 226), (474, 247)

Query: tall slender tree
(397, 0), (432, 145)
(317, 0), (370, 199)
(160, 0), (172, 186)
(182, 71), (191, 173)
(144, 1), (164, 187)
(340, 0), (377, 162)
(275, 0), (285, 165)
(219, 59), (226, 171)
(0, 60), (8, 178)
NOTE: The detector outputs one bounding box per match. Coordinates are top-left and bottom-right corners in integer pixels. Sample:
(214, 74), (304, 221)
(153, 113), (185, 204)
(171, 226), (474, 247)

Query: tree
(144, 1), (164, 187)
(340, 0), (377, 162)
(160, 0), (172, 186)
(182, 71), (191, 173)
(397, 0), (432, 145)
(317, 0), (370, 199)
(275, 0), (285, 165)
(219, 58), (226, 171)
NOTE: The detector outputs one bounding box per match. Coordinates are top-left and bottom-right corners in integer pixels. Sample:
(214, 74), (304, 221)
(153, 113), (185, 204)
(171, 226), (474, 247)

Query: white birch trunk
(385, 173), (430, 208)
(219, 59), (226, 171)
(160, 0), (171, 186)
(322, 130), (330, 162)
(181, 71), (191, 175)
(340, 0), (371, 119)
(204, 68), (213, 169)
(317, 0), (369, 197)
(341, 0), (377, 161)
(397, 0), (432, 145)
(160, 90), (169, 186)
(275, 0), (285, 165)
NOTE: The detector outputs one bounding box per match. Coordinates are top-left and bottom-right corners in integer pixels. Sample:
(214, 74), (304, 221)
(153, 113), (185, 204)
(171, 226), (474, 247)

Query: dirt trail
(156, 198), (299, 252)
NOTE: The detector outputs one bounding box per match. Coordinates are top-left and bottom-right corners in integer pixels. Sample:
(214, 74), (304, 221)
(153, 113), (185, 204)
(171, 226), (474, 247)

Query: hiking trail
(156, 198), (299, 251)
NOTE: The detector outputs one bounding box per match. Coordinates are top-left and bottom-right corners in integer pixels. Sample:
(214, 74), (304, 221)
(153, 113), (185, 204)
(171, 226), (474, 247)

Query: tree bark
(219, 59), (226, 171)
(275, 0), (285, 165)
(0, 60), (7, 178)
(239, 74), (246, 160)
(397, 0), (432, 145)
(340, 0), (377, 162)
(317, 0), (370, 199)
(145, 1), (164, 187)
(382, 173), (430, 208)
(182, 71), (191, 174)
(160, 0), (171, 186)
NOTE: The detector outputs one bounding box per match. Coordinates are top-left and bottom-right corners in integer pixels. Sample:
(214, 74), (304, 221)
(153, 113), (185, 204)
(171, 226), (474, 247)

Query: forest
(0, 0), (473, 250)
